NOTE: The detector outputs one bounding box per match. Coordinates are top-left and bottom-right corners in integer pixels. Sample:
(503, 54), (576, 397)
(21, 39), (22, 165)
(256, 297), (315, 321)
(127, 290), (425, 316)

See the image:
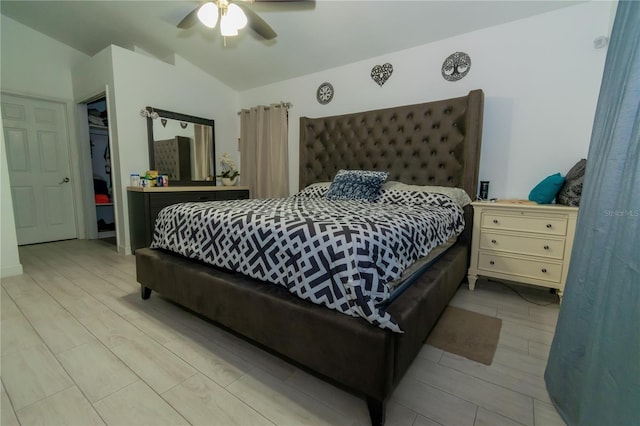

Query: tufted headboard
(299, 90), (484, 199)
(154, 136), (192, 181)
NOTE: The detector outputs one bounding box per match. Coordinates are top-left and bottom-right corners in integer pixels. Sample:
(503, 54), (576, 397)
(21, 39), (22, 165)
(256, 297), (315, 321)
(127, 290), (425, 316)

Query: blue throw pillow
(528, 173), (565, 204)
(326, 170), (389, 201)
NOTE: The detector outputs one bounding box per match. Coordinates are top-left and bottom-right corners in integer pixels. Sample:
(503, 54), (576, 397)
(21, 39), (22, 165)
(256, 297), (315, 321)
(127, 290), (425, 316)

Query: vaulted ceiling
(1, 1), (582, 91)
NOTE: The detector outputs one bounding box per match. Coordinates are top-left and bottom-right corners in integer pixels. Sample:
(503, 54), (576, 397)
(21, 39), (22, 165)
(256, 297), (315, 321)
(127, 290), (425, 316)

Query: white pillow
(382, 181), (472, 207)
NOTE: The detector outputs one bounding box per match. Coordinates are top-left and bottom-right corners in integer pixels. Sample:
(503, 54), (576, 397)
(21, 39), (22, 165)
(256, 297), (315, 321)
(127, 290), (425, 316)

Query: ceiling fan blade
(177, 6), (200, 29)
(231, 1), (277, 40)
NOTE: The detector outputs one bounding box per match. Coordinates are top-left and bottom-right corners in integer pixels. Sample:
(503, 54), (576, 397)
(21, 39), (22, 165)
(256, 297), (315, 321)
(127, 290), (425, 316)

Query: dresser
(127, 186), (250, 253)
(467, 201), (578, 300)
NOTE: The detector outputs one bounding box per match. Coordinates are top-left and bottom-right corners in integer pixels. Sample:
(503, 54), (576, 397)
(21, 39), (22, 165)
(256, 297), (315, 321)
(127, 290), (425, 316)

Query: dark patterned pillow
(325, 170), (389, 201)
(557, 159), (586, 206)
(294, 182), (330, 198)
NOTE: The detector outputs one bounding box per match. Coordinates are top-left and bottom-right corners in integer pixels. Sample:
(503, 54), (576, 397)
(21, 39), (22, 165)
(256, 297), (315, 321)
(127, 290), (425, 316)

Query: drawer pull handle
(493, 219), (499, 224)
(544, 245), (550, 250)
(491, 239), (497, 244)
(546, 224), (552, 228)
(541, 268), (547, 273)
(489, 260), (495, 265)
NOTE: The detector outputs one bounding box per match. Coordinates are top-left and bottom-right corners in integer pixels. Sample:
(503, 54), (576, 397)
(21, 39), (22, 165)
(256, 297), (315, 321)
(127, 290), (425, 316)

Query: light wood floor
(1, 239), (566, 426)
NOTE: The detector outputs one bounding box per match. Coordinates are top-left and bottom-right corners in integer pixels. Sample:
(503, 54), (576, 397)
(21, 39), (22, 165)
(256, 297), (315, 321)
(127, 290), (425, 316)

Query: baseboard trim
(1, 263), (24, 278)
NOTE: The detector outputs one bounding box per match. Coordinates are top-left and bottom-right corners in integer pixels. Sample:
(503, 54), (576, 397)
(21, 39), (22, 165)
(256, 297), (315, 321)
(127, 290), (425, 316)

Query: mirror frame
(146, 106), (216, 186)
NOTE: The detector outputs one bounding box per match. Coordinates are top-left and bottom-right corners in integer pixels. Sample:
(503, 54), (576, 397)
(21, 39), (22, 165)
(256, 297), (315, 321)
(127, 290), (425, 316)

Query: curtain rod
(237, 102), (292, 115)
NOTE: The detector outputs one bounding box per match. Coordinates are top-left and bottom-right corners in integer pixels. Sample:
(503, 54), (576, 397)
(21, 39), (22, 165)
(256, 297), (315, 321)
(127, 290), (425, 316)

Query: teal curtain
(544, 2), (640, 425)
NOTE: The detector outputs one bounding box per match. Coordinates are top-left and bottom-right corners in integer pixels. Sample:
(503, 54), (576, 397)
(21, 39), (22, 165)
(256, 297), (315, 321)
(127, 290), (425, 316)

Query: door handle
(59, 177), (70, 184)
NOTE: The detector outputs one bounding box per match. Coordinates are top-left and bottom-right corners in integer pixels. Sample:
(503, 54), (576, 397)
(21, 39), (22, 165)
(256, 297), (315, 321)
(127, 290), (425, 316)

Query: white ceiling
(1, 0), (582, 91)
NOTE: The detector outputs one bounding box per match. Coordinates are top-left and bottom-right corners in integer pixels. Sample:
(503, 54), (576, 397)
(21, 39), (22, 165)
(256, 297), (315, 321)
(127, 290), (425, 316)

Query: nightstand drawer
(479, 232), (565, 259)
(478, 252), (562, 283)
(481, 213), (567, 235)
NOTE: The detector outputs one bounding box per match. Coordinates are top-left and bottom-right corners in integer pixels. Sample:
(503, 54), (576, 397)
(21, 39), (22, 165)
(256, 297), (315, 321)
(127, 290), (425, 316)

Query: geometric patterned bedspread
(150, 189), (464, 332)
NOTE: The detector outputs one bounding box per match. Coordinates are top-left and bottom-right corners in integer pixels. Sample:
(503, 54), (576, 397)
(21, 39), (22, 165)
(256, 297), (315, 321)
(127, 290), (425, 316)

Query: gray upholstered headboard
(299, 90), (484, 199)
(154, 136), (192, 181)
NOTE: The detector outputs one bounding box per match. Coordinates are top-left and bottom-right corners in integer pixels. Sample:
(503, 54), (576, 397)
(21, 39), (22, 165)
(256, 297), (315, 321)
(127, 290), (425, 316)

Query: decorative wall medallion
(371, 63), (393, 86)
(161, 118), (168, 127)
(316, 82), (334, 105)
(441, 52), (471, 81)
(180, 122), (188, 129)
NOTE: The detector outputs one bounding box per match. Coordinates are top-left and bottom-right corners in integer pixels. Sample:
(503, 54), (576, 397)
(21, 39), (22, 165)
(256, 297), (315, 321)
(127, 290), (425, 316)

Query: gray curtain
(239, 104), (289, 198)
(544, 2), (640, 425)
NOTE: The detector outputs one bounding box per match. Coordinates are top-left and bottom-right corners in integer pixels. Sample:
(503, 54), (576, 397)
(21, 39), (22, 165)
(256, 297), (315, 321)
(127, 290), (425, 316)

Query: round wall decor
(441, 52), (471, 81)
(316, 82), (334, 105)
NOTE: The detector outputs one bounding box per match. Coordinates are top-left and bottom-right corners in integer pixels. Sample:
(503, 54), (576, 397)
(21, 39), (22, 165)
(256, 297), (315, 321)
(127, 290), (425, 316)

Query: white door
(2, 94), (77, 245)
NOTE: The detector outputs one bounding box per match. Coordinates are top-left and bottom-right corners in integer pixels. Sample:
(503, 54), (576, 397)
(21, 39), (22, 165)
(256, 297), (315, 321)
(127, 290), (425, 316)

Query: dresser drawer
(215, 190), (249, 200)
(149, 191), (216, 209)
(479, 232), (565, 259)
(481, 212), (567, 235)
(477, 252), (562, 283)
(149, 192), (215, 218)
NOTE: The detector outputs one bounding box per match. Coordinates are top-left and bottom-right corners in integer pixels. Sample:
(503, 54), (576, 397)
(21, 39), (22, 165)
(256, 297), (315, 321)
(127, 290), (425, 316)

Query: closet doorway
(80, 95), (117, 248)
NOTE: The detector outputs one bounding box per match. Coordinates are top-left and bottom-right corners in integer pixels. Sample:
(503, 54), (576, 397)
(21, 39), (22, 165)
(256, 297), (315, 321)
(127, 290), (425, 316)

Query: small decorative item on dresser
(216, 152), (239, 186)
(221, 177), (238, 186)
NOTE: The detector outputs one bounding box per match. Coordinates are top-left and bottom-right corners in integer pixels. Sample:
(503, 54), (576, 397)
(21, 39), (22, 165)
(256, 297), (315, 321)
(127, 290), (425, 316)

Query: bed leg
(141, 285), (152, 300)
(366, 397), (386, 426)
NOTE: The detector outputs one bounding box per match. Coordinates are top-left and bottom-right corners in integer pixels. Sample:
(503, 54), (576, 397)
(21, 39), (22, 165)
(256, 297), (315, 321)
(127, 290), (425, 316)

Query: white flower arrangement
(217, 153), (239, 179)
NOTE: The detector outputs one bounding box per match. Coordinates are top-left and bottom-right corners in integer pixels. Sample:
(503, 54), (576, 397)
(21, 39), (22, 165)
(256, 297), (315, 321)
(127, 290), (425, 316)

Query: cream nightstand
(467, 201), (578, 301)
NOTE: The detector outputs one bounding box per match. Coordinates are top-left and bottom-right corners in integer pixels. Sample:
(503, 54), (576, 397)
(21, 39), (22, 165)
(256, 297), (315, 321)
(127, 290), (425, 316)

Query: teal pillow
(528, 173), (565, 204)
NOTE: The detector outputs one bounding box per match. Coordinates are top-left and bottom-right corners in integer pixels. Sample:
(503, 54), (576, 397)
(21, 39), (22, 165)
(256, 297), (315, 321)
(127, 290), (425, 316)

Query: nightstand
(467, 201), (578, 301)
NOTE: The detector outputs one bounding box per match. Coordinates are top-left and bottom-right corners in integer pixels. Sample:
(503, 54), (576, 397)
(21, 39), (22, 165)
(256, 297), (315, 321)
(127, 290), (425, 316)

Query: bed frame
(136, 89), (484, 425)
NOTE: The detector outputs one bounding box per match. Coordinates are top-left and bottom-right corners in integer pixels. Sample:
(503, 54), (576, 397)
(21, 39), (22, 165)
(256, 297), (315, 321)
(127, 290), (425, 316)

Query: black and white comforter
(151, 189), (464, 332)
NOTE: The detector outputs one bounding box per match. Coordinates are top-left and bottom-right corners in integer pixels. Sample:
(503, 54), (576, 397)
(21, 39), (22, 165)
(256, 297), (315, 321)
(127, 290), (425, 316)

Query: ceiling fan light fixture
(197, 2), (219, 28)
(227, 4), (248, 30)
(220, 14), (239, 36)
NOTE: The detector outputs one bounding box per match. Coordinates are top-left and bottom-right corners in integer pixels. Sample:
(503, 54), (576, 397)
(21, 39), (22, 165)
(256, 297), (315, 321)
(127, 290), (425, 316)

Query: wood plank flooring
(1, 240), (566, 425)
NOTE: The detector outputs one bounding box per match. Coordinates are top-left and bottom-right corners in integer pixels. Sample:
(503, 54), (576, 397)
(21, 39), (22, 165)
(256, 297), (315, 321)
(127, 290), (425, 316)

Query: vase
(221, 177), (238, 186)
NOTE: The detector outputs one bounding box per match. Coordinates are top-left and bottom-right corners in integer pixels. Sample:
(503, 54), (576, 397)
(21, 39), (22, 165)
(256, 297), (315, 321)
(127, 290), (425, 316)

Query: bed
(135, 89), (484, 425)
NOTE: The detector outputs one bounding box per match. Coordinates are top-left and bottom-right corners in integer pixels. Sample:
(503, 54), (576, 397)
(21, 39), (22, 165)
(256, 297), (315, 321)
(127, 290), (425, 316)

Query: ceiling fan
(177, 0), (312, 41)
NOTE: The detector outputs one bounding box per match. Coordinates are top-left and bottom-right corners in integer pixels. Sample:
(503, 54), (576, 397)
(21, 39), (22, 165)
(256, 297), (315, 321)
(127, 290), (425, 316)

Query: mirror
(146, 107), (216, 185)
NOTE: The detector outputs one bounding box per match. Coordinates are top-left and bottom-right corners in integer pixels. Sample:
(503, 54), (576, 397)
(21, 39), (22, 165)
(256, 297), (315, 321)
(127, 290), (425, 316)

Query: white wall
(240, 2), (613, 199)
(80, 46), (239, 254)
(1, 15), (90, 275)
(0, 119), (23, 277)
(1, 15), (89, 99)
(71, 46), (116, 242)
